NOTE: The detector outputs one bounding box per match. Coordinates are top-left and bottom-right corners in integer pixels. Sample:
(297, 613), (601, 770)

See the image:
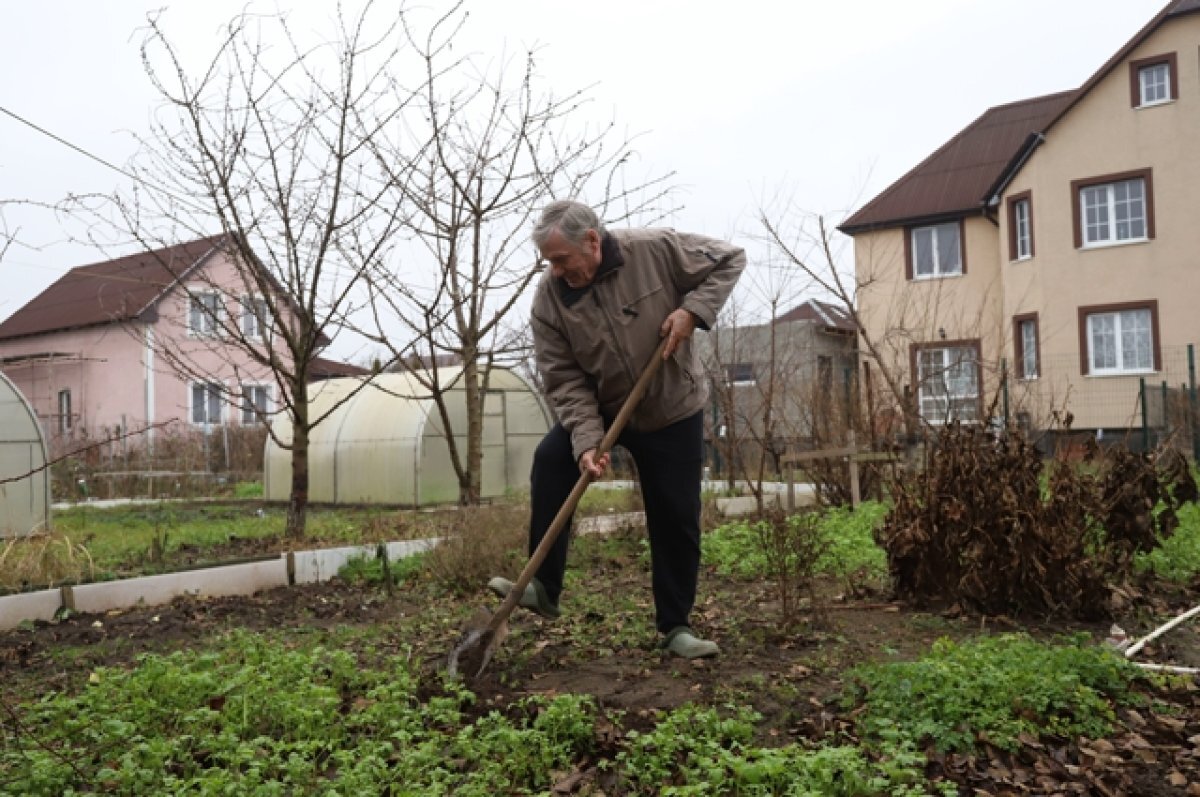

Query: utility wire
(0, 103), (210, 215)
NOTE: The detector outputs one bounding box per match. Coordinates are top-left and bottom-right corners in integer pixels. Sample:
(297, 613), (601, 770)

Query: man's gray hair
(533, 200), (606, 247)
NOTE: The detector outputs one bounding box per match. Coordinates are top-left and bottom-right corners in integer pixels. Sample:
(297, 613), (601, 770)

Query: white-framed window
(1015, 316), (1039, 380)
(191, 381), (224, 425)
(1139, 62), (1170, 105)
(188, 292), (223, 337)
(240, 383), (272, 424)
(57, 389), (72, 435)
(916, 344), (979, 425)
(1079, 177), (1147, 246)
(1085, 308), (1154, 375)
(909, 222), (962, 278)
(1013, 199), (1031, 260)
(725, 363), (756, 386)
(241, 295), (270, 339)
(1131, 54), (1176, 108)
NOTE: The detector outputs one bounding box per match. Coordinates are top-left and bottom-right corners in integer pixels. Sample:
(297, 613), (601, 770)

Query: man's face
(539, 228), (602, 289)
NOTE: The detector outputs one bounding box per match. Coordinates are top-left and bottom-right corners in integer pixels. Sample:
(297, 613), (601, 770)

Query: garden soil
(2, 558), (1199, 795)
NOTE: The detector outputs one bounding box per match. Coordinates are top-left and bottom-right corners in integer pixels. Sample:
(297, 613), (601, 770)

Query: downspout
(144, 324), (155, 452)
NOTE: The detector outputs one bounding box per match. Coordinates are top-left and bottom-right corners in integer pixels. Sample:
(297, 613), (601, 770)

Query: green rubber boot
(661, 626), (720, 659)
(487, 576), (560, 620)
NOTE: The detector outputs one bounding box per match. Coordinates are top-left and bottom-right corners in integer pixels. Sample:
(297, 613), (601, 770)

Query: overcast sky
(0, 0), (1168, 359)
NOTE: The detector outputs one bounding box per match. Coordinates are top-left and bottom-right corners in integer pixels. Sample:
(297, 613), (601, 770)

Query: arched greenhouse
(0, 370), (50, 537)
(264, 367), (551, 505)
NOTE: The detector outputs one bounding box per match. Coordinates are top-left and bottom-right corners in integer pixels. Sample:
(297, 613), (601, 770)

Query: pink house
(0, 235), (299, 447)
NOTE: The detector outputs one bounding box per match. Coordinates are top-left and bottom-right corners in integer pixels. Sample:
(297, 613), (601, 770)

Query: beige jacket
(530, 227), (746, 461)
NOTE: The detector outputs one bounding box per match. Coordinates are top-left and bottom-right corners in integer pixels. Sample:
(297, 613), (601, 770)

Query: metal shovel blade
(446, 609), (507, 680)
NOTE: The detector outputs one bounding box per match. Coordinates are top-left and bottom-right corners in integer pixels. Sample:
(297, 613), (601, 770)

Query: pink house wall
(0, 250), (295, 442)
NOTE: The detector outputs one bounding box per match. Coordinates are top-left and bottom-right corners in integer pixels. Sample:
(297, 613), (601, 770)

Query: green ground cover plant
(0, 631), (955, 796)
(843, 633), (1145, 754)
(703, 501), (889, 589)
(1137, 501), (1200, 582)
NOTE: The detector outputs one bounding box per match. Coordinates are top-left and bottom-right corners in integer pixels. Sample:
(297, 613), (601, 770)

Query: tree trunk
(460, 352), (483, 506)
(287, 382), (309, 539)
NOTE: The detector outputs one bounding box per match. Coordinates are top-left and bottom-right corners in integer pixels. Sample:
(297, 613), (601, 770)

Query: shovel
(447, 336), (671, 679)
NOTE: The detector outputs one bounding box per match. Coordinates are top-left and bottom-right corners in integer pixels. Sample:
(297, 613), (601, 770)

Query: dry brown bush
(878, 423), (1197, 620)
(422, 504), (529, 596)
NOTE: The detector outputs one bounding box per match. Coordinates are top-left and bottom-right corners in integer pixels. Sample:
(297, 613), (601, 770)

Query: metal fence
(1000, 343), (1199, 457)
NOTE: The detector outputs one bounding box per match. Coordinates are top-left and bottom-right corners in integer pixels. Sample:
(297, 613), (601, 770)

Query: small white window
(57, 389), (72, 434)
(1086, 309), (1154, 375)
(1139, 62), (1170, 106)
(189, 292), (222, 337)
(1013, 199), (1031, 260)
(240, 384), (271, 424)
(911, 222), (962, 278)
(917, 345), (979, 424)
(1081, 178), (1146, 246)
(191, 382), (224, 425)
(1018, 319), (1038, 380)
(241, 295), (270, 339)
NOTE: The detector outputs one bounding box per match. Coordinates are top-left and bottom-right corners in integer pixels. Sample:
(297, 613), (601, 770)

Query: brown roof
(308, 356), (371, 381)
(839, 91), (1074, 234)
(840, 1), (1200, 236)
(0, 235), (227, 341)
(775, 299), (857, 333)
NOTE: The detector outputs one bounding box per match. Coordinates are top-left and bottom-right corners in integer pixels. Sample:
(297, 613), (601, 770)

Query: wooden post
(847, 430), (860, 508)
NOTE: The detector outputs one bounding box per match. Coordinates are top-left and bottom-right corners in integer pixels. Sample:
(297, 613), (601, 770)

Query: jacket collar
(557, 232), (624, 307)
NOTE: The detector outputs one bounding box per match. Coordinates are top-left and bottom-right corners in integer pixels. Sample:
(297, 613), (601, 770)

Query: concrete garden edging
(0, 537), (446, 631)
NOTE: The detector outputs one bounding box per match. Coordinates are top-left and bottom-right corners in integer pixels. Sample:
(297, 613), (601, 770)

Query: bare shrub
(423, 505), (529, 596)
(879, 423), (1197, 620)
(0, 533), (94, 592)
(752, 508), (830, 629)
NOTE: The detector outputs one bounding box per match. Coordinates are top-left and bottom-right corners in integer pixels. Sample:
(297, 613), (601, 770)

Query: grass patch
(0, 532), (95, 592)
(47, 502), (453, 581)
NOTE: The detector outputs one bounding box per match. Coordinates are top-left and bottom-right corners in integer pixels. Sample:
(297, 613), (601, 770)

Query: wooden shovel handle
(489, 336), (671, 632)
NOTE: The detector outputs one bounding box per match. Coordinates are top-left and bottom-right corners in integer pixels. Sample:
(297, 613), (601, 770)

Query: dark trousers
(529, 410), (704, 634)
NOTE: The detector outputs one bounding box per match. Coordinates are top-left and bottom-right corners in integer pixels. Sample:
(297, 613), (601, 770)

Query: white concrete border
(68, 559), (290, 614)
(0, 536), (448, 630)
(0, 588), (62, 628)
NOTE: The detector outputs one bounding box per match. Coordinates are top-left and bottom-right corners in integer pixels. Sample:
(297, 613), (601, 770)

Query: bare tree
(62, 3), (448, 536)
(354, 15), (675, 505)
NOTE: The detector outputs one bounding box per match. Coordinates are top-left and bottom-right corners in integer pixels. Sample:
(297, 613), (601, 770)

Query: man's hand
(579, 449), (610, 478)
(660, 308), (696, 359)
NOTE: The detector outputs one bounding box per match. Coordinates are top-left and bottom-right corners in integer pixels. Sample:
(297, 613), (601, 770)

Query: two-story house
(840, 0), (1200, 444)
(0, 235), (299, 448)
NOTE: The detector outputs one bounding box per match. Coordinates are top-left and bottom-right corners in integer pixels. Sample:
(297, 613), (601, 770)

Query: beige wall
(854, 216), (1006, 415)
(998, 14), (1200, 429)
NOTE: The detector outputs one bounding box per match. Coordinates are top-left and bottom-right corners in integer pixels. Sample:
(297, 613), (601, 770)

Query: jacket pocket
(616, 282), (664, 325)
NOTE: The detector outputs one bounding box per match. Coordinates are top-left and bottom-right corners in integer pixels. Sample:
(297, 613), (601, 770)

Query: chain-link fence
(1001, 343), (1199, 457)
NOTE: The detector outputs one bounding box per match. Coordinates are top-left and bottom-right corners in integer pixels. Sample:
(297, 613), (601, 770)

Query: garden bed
(2, 518), (1198, 795)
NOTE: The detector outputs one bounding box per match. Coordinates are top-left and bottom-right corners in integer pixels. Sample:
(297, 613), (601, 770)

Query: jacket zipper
(592, 287), (636, 387)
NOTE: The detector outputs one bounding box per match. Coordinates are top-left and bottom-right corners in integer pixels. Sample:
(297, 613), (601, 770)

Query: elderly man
(489, 200), (745, 659)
